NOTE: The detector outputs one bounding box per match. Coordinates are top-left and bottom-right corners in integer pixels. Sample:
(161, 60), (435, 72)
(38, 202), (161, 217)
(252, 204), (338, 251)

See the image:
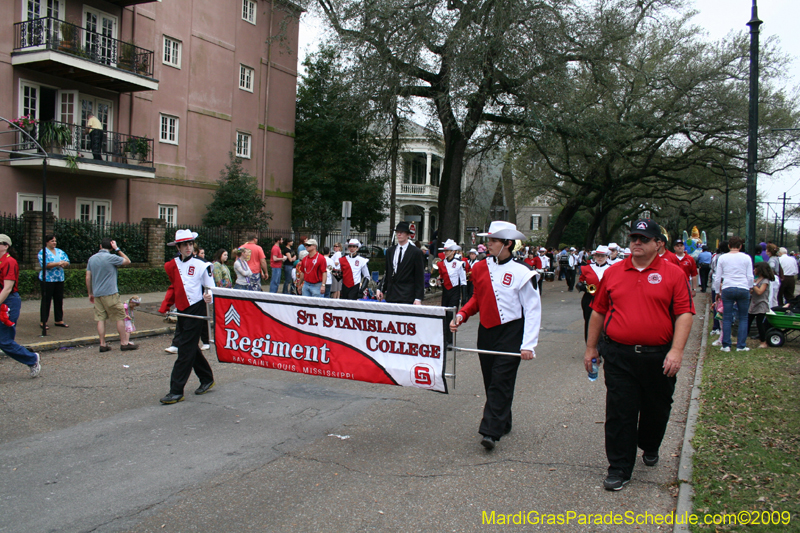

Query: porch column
(425, 152), (432, 187)
(423, 206), (431, 243)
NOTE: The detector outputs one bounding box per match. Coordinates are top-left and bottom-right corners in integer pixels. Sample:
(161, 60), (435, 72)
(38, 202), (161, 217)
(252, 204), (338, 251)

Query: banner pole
(167, 312), (211, 320)
(205, 294), (214, 348)
(451, 347), (524, 358)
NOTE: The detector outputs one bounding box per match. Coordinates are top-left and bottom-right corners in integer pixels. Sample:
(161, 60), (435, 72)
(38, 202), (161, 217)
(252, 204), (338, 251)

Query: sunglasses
(629, 235), (653, 244)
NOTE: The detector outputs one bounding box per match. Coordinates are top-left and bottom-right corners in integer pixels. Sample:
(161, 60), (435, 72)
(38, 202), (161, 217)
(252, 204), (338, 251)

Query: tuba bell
(587, 284), (597, 294)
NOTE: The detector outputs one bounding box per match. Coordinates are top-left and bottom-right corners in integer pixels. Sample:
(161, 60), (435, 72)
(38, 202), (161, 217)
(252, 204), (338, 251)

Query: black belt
(603, 335), (671, 354)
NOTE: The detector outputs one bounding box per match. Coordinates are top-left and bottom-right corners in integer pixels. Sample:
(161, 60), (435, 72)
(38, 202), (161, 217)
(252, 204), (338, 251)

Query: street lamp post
(707, 160), (730, 239)
(746, 0), (762, 256)
(710, 195), (725, 242)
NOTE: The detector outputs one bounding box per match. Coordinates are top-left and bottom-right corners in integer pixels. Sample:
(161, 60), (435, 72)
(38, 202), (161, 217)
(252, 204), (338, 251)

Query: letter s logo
(410, 363), (434, 388)
(503, 272), (513, 286)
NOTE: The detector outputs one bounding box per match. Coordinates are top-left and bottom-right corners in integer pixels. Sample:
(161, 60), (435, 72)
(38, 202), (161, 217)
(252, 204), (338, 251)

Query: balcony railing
(398, 183), (439, 197)
(17, 120), (153, 167)
(13, 17), (154, 78)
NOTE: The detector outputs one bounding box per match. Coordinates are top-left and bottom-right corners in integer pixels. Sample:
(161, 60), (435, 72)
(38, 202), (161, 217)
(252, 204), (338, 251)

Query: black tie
(398, 246), (404, 270)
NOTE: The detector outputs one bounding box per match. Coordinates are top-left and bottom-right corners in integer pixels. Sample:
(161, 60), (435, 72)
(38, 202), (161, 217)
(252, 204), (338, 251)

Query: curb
(673, 302), (709, 533)
(23, 326), (176, 353)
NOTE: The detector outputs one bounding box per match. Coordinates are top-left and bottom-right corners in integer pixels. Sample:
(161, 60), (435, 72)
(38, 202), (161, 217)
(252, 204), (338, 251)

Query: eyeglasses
(629, 236), (653, 244)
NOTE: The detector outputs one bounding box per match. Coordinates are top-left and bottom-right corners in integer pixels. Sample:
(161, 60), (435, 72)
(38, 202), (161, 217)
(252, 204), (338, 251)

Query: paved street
(0, 283), (703, 532)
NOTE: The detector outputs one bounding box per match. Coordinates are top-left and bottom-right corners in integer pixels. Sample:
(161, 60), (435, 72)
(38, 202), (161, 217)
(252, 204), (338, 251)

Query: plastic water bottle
(588, 358), (599, 382)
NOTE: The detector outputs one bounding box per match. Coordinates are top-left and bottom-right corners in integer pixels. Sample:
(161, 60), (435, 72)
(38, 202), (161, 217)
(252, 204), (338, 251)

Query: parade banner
(211, 288), (449, 393)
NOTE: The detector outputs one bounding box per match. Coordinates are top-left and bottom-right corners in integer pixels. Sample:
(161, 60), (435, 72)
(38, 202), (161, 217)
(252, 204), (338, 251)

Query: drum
(544, 271), (555, 282)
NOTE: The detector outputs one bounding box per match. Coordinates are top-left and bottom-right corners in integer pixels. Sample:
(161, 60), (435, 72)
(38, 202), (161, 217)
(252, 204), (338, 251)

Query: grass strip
(691, 335), (800, 532)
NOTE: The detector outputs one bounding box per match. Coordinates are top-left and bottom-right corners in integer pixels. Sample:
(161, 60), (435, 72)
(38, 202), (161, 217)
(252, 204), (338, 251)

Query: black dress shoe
(159, 393), (185, 404)
(481, 435), (496, 450)
(195, 381), (215, 395)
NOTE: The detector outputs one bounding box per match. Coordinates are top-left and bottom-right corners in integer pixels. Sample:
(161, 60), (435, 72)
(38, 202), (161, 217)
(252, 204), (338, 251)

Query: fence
(0, 213), (24, 253)
(54, 219), (148, 263)
(164, 224), (237, 262)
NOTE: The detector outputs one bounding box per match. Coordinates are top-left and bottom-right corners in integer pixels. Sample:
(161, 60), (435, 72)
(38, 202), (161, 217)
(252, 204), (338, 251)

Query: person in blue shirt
(696, 245), (713, 293)
(38, 234), (70, 329)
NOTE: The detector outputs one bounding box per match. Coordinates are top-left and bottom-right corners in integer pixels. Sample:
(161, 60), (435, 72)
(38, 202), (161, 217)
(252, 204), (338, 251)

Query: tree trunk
(436, 132), (469, 243)
(584, 206), (612, 251)
(388, 100), (399, 241)
(545, 185), (595, 249)
(502, 157), (516, 224)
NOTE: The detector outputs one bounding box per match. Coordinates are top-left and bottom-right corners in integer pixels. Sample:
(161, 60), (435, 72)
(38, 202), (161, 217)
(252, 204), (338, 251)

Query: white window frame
(159, 114), (179, 144)
(17, 193), (59, 217)
(158, 204), (178, 226)
(236, 132), (251, 159)
(76, 198), (111, 224)
(530, 214), (542, 231)
(162, 36), (181, 68)
(19, 81), (40, 121)
(242, 0), (256, 24)
(239, 64), (254, 92)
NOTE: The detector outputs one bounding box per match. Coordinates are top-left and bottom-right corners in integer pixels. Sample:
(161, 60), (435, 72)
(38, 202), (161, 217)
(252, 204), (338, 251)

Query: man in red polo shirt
(298, 239), (327, 298)
(655, 233), (681, 266)
(673, 239), (698, 295)
(584, 218), (694, 491)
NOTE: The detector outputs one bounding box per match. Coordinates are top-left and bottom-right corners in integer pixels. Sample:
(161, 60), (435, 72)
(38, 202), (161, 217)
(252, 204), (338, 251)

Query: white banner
(211, 288), (449, 393)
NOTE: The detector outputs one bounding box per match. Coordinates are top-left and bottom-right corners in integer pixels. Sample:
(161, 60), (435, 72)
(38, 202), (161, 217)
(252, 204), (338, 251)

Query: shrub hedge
(19, 266), (171, 299)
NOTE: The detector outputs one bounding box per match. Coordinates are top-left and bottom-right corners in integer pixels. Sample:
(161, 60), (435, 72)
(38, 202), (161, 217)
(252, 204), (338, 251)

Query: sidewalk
(16, 291), (174, 352)
(14, 287), (443, 353)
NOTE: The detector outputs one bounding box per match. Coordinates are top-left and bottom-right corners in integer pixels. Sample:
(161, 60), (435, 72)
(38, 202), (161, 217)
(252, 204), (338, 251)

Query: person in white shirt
(713, 236), (754, 352)
(778, 247), (798, 305)
(606, 243), (622, 265)
(158, 230), (215, 405)
(450, 221), (541, 451)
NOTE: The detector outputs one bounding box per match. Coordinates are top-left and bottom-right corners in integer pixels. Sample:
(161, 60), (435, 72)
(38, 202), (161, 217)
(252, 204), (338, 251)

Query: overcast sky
(298, 0), (800, 229)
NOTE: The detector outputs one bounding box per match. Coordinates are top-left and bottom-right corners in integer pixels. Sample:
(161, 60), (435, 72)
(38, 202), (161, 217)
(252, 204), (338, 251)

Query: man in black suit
(377, 222), (425, 305)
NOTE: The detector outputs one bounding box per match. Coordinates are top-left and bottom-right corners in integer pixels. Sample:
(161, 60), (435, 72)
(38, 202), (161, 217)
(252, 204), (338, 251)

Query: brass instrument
(659, 225), (670, 244)
(513, 240), (524, 253)
(587, 284), (597, 294)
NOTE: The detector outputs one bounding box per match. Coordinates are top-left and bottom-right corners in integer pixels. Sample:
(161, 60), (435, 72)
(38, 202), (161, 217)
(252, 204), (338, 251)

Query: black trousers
(40, 281), (64, 324)
(779, 275), (796, 306)
(172, 310), (209, 345)
(89, 129), (104, 160)
(698, 264), (711, 292)
(747, 312), (768, 342)
(477, 318), (524, 440)
(565, 268), (576, 291)
(341, 283), (361, 300)
(169, 301), (214, 395)
(600, 341), (676, 478)
(580, 293), (594, 342)
(465, 281), (474, 302)
(442, 285), (461, 345)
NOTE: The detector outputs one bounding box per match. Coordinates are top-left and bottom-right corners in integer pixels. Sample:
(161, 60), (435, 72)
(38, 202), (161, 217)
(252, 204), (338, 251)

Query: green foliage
(126, 136), (150, 159)
(691, 325), (800, 531)
(203, 152), (272, 229)
(38, 121), (72, 148)
(53, 220), (148, 263)
(548, 207), (590, 249)
(293, 46), (386, 233)
(19, 267), (170, 299)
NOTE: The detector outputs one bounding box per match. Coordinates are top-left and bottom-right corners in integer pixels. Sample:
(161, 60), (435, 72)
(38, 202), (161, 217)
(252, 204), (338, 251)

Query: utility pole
(780, 193), (790, 247)
(746, 0), (762, 256)
(774, 211), (778, 242)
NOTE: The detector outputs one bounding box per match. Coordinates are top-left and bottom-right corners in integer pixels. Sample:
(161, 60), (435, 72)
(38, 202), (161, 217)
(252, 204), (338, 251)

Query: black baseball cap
(674, 239), (684, 245)
(629, 219), (661, 240)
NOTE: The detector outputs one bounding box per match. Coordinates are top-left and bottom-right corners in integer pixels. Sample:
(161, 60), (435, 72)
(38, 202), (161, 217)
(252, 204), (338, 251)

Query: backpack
(558, 254), (570, 268)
